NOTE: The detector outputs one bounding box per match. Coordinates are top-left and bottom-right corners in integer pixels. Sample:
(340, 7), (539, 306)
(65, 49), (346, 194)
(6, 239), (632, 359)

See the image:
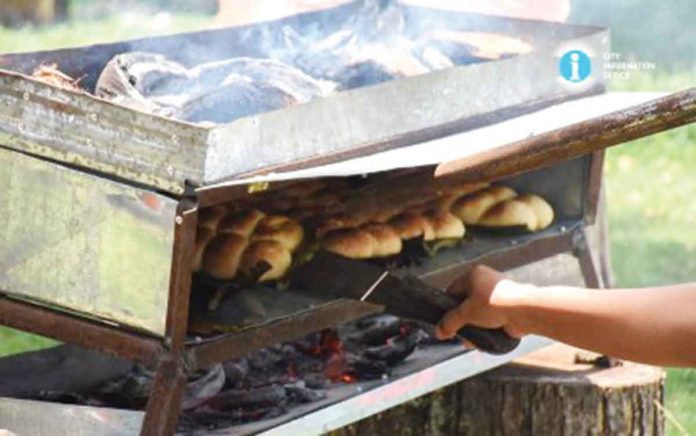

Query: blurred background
(0, 0), (693, 433)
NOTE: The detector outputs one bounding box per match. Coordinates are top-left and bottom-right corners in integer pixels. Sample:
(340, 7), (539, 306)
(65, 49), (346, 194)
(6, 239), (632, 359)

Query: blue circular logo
(559, 50), (591, 82)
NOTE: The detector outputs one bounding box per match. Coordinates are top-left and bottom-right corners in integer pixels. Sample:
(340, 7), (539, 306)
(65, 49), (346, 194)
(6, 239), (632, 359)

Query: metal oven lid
(0, 4), (609, 194)
(196, 92), (665, 194)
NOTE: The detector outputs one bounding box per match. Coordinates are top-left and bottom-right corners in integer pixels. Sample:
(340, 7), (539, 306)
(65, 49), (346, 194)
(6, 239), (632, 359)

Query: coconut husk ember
(31, 64), (85, 93)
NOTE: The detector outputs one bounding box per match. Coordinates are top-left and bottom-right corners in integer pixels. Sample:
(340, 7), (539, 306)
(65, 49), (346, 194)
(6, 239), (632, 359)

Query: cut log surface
(331, 344), (665, 436)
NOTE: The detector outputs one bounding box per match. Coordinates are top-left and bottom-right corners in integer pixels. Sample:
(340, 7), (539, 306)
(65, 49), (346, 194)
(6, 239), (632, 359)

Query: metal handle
(436, 291), (520, 355)
(400, 275), (520, 355)
(434, 88), (696, 185)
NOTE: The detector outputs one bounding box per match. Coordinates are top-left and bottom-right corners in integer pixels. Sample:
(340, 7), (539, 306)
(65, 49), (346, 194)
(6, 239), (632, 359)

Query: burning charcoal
(362, 332), (419, 367)
(247, 348), (285, 371)
(222, 359), (249, 387)
(36, 391), (89, 405)
(284, 381), (327, 403)
(356, 314), (400, 330)
(93, 365), (153, 409)
(349, 314), (403, 346)
(179, 409), (244, 431)
(97, 54), (330, 125)
(302, 372), (331, 390)
(350, 357), (390, 380)
(206, 385), (287, 410)
(286, 385), (326, 404)
(182, 365), (226, 411)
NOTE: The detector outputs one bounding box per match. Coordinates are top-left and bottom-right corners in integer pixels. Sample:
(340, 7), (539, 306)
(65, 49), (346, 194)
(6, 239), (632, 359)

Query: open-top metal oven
(0, 2), (693, 435)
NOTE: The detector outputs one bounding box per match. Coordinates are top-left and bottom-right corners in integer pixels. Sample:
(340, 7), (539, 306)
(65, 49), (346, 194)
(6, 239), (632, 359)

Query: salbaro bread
(198, 207), (303, 283)
(202, 233), (248, 280)
(322, 228), (378, 259)
(450, 185), (555, 232)
(240, 240), (293, 282)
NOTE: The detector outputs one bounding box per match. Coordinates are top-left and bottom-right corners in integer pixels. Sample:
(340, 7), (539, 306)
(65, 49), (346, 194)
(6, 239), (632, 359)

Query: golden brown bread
(516, 194), (554, 230)
(282, 180), (327, 198)
(436, 182), (490, 212)
(198, 205), (228, 232)
(252, 215), (304, 252)
(425, 211), (466, 239)
(371, 205), (404, 224)
(477, 199), (538, 231)
(202, 233), (248, 280)
(239, 240), (292, 282)
(218, 209), (266, 238)
(192, 227), (215, 272)
(451, 186), (517, 224)
(362, 223), (403, 257)
(389, 212), (436, 241)
(316, 214), (367, 238)
(321, 228), (377, 259)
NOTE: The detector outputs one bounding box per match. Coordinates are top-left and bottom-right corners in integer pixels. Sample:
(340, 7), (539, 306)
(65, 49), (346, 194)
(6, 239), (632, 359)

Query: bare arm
(436, 265), (696, 367)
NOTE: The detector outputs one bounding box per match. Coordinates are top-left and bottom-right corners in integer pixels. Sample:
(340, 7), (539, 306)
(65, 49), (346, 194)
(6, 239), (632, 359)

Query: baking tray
(0, 3), (608, 194)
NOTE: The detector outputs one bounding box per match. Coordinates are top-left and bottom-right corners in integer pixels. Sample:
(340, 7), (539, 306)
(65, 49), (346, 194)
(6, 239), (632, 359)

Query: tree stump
(331, 344), (665, 436)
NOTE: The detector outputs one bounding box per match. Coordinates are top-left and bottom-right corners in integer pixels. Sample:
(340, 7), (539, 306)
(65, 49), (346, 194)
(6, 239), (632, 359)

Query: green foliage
(0, 13), (210, 54)
(571, 0), (696, 69)
(604, 73), (695, 435)
(0, 327), (56, 357)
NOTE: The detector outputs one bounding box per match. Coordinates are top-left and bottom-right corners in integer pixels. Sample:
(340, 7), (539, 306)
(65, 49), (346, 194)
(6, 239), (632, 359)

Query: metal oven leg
(140, 356), (187, 436)
(573, 228), (603, 289)
(139, 199), (199, 436)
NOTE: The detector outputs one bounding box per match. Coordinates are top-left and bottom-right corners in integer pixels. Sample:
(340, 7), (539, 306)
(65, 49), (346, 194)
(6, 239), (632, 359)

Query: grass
(0, 12), (211, 54)
(604, 72), (696, 434)
(0, 11), (694, 434)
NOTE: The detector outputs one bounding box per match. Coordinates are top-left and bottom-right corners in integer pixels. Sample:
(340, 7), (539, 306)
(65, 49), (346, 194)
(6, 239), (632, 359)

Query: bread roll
(202, 233), (248, 280)
(388, 212), (436, 241)
(517, 193), (554, 230)
(316, 214), (366, 238)
(436, 182), (490, 211)
(371, 205), (403, 224)
(425, 211), (466, 239)
(322, 228), (377, 259)
(198, 205), (227, 232)
(362, 224), (403, 257)
(218, 209), (266, 237)
(193, 227), (215, 272)
(477, 199), (537, 231)
(253, 215), (304, 252)
(282, 180), (326, 198)
(451, 186), (517, 224)
(240, 240), (292, 282)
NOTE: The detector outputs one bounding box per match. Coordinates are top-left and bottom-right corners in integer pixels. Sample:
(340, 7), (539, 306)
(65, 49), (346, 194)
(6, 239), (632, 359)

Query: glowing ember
(339, 374), (357, 384)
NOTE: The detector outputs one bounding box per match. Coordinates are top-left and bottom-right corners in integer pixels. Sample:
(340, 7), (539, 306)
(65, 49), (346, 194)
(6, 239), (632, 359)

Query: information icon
(559, 50), (591, 82)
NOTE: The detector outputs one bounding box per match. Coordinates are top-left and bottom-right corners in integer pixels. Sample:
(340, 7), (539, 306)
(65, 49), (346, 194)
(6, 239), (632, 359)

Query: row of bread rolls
(193, 182), (555, 277)
(450, 186), (554, 231)
(320, 210), (466, 259)
(318, 183), (554, 259)
(194, 208), (304, 283)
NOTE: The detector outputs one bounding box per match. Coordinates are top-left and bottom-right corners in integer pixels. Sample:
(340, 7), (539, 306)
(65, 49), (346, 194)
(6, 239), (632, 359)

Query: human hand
(435, 265), (530, 340)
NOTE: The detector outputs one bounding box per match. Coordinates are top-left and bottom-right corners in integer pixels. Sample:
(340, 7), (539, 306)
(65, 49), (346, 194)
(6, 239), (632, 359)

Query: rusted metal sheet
(0, 147), (176, 336)
(0, 5), (608, 193)
(0, 296), (164, 365)
(165, 200), (198, 353)
(0, 72), (208, 194)
(0, 397), (143, 436)
(141, 356), (188, 436)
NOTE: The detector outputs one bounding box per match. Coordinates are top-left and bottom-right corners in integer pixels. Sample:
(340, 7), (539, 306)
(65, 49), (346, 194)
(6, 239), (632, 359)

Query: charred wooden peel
(291, 252), (520, 355)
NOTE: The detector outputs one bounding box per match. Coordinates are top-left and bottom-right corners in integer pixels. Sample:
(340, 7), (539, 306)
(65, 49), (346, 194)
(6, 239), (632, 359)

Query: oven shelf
(185, 220), (582, 369)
